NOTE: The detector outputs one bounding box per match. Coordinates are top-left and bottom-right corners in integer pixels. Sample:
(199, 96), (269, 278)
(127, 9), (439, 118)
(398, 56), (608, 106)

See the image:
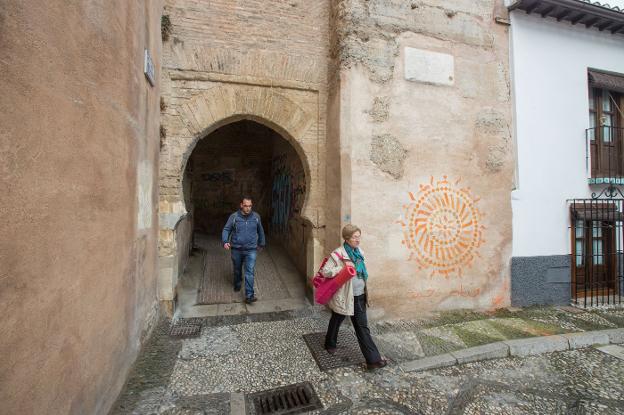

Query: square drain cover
(303, 331), (365, 371)
(169, 320), (202, 338)
(247, 382), (322, 414)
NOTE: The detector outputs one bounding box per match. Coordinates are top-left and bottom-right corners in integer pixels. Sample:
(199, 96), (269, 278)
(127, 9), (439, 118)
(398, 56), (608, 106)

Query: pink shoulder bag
(312, 253), (357, 305)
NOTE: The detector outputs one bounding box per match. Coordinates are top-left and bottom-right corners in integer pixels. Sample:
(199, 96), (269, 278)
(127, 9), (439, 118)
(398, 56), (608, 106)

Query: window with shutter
(588, 70), (624, 180)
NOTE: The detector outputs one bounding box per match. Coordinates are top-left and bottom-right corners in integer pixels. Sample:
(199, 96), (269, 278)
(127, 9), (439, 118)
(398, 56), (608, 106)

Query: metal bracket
(591, 185), (624, 199)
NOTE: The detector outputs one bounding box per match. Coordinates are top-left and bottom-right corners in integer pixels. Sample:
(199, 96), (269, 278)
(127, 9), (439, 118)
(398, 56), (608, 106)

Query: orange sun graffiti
(398, 176), (485, 277)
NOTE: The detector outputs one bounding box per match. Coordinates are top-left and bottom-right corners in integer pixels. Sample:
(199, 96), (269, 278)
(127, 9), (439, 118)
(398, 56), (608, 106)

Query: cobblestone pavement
(112, 307), (624, 414)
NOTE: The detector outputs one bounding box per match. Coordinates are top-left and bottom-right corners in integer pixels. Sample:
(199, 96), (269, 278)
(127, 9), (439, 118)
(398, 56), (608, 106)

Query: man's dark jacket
(222, 210), (266, 250)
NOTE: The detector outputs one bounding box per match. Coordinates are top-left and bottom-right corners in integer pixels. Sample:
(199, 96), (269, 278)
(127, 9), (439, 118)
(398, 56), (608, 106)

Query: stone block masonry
(159, 0), (331, 308)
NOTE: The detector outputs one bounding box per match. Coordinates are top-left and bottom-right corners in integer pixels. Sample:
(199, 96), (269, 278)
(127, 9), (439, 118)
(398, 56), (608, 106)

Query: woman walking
(321, 224), (387, 370)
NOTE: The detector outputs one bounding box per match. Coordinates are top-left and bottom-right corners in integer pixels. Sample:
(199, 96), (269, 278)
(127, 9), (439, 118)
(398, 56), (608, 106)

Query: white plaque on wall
(404, 47), (454, 86)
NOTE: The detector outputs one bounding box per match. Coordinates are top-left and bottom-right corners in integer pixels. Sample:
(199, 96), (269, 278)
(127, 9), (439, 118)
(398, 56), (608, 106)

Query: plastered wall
(331, 0), (514, 317)
(0, 1), (162, 413)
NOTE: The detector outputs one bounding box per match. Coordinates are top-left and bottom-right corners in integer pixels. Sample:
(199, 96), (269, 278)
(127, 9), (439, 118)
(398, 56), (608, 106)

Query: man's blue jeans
(231, 249), (257, 299)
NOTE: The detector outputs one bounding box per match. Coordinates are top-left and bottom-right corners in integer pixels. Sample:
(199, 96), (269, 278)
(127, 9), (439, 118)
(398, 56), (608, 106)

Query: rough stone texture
(169, 318), (328, 395)
(370, 134), (408, 179)
(178, 326), (240, 360)
(563, 331), (610, 350)
(511, 255), (572, 307)
(504, 335), (570, 357)
(333, 0), (501, 83)
(114, 308), (624, 414)
(475, 107), (512, 173)
(111, 319), (182, 414)
(450, 342), (510, 364)
(0, 2), (162, 414)
(367, 96), (390, 123)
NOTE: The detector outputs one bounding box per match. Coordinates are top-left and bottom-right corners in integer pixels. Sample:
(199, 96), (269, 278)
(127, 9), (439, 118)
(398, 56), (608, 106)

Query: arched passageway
(176, 120), (309, 313)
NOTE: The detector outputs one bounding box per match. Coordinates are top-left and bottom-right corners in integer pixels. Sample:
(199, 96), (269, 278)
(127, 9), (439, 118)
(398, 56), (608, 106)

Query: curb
(229, 392), (246, 415)
(400, 328), (624, 373)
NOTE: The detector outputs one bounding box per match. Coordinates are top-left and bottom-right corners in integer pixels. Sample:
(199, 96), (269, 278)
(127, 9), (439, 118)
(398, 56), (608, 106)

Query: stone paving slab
(504, 335), (569, 357)
(600, 327), (624, 344)
(450, 341), (509, 364)
(399, 328), (624, 374)
(229, 392), (246, 415)
(401, 353), (457, 372)
(596, 344), (624, 360)
(410, 349), (624, 414)
(217, 302), (247, 316)
(181, 304), (220, 318)
(562, 331), (610, 349)
(245, 297), (310, 314)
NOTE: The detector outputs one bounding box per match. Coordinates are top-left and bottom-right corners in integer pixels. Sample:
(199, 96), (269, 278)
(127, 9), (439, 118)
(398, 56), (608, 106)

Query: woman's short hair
(342, 224), (361, 240)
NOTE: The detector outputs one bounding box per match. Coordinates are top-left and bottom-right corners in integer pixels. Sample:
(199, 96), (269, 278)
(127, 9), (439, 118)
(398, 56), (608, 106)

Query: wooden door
(574, 220), (617, 297)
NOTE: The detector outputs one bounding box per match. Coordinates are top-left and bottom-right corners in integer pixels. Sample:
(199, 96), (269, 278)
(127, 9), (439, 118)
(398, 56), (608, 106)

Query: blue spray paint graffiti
(271, 154), (305, 234)
(272, 173), (292, 233)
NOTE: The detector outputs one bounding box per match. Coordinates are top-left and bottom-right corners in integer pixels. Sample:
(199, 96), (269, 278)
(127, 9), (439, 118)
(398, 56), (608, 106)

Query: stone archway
(158, 84), (324, 313)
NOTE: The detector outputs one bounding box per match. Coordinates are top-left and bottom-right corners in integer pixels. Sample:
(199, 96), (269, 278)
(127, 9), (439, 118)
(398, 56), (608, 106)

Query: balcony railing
(587, 126), (624, 183)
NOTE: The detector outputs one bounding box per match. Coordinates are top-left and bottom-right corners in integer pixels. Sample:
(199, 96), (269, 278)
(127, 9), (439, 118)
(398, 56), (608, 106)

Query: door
(573, 218), (618, 297)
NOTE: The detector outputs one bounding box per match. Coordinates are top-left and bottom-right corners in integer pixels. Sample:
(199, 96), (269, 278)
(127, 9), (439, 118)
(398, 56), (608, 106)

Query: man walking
(222, 196), (266, 304)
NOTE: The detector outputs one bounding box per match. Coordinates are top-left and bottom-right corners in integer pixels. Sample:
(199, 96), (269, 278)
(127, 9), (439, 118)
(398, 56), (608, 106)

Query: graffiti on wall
(398, 176), (485, 277)
(200, 169), (235, 183)
(271, 153), (306, 234)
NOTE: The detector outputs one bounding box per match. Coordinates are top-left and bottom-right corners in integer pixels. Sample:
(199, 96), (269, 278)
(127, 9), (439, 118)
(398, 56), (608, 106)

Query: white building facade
(508, 0), (624, 306)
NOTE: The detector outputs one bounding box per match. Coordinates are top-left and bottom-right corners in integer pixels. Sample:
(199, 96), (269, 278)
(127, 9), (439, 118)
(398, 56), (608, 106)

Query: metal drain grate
(169, 319), (202, 338)
(176, 317), (205, 326)
(302, 331), (366, 371)
(248, 382), (322, 415)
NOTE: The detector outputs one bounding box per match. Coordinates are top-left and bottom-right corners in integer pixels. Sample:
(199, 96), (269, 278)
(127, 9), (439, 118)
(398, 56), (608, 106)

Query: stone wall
(159, 0), (330, 306)
(0, 1), (162, 413)
(331, 0), (514, 317)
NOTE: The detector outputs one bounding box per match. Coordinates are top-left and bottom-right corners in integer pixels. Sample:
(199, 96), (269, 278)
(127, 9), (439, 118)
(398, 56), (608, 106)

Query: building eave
(507, 0), (624, 34)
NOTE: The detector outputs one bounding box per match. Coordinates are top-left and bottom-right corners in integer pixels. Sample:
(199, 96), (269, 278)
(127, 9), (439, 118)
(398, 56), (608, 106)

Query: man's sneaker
(234, 286), (241, 292)
(245, 296), (257, 304)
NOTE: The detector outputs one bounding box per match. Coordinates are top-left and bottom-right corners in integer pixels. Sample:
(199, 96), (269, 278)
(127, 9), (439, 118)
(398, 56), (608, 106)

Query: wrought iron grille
(586, 126), (624, 180)
(569, 198), (624, 307)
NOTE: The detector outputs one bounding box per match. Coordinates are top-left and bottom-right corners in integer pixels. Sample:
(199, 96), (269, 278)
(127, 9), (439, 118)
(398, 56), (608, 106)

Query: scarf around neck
(343, 242), (368, 281)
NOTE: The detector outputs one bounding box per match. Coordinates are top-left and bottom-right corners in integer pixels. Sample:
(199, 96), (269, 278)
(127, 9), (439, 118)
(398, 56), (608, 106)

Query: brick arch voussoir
(173, 85), (315, 222)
